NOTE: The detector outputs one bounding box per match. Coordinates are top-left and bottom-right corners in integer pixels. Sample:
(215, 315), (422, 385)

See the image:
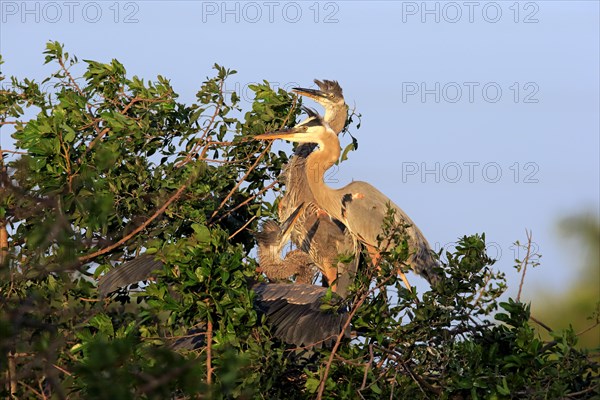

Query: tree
(1, 42), (598, 399)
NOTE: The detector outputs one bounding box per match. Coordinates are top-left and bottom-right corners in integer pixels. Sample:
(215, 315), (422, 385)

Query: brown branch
(576, 320), (599, 337)
(209, 180), (278, 226)
(516, 229), (533, 302)
(360, 344), (374, 390)
(1, 149), (27, 155)
(206, 319), (213, 385)
(7, 351), (17, 397)
(57, 131), (74, 192)
(75, 126), (109, 165)
(317, 232), (433, 399)
(227, 215), (257, 240)
(57, 56), (83, 96)
(316, 275), (394, 400)
(374, 345), (441, 396)
(207, 97), (298, 225)
(279, 96), (298, 128)
(565, 384), (599, 398)
(472, 273), (492, 310)
(209, 142), (272, 222)
(0, 223), (7, 264)
(399, 359), (435, 397)
(209, 97), (298, 222)
(176, 79), (225, 169)
(77, 95), (170, 164)
(52, 363), (72, 377)
(78, 183), (188, 263)
(17, 380), (44, 399)
(333, 353), (369, 367)
(37, 378), (49, 400)
(78, 297), (101, 303)
(530, 314), (553, 333)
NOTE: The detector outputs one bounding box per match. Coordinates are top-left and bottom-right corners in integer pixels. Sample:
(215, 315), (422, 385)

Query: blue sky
(1, 1), (599, 298)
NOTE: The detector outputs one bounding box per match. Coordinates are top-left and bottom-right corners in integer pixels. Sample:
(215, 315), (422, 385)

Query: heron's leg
(321, 262), (339, 293)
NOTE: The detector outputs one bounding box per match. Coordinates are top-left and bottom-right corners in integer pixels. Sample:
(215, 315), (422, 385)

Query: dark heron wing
(98, 253), (163, 297)
(99, 256), (350, 348)
(252, 282), (349, 348)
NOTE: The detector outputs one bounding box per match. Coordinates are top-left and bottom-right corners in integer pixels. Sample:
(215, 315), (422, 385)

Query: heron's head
(254, 220), (280, 247)
(293, 79), (345, 109)
(255, 205), (302, 250)
(255, 107), (335, 146)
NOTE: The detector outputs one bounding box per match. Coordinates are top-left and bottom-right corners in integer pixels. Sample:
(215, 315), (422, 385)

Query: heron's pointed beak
(255, 127), (305, 141)
(278, 202), (305, 242)
(292, 87), (326, 101)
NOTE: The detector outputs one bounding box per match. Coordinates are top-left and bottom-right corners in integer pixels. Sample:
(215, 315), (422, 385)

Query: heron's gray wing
(98, 254), (164, 297)
(341, 181), (440, 284)
(173, 283), (349, 350)
(252, 283), (349, 348)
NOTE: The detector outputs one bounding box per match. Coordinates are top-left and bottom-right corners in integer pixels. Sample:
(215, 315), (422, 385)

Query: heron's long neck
(304, 134), (343, 221)
(325, 104), (347, 135)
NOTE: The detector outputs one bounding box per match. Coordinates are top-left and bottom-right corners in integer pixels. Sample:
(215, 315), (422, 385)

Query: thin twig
(317, 231), (420, 398)
(52, 363), (72, 377)
(530, 315), (553, 333)
(472, 273), (492, 309)
(209, 97), (298, 222)
(565, 384), (599, 398)
(228, 215), (257, 240)
(17, 380), (44, 399)
(206, 319), (213, 385)
(316, 275), (393, 400)
(57, 56), (83, 96)
(360, 344), (374, 390)
(1, 149), (27, 155)
(8, 351), (17, 397)
(78, 183), (188, 262)
(516, 229), (533, 302)
(575, 320), (600, 337)
(37, 377), (49, 400)
(176, 80), (225, 169)
(209, 180), (277, 226)
(209, 143), (272, 222)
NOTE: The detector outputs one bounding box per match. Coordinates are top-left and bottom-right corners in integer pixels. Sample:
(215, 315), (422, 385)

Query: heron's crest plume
(314, 79), (343, 99)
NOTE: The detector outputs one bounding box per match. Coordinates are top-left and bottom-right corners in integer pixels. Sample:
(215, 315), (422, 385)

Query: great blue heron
(274, 80), (358, 297)
(256, 110), (439, 287)
(98, 247), (348, 347)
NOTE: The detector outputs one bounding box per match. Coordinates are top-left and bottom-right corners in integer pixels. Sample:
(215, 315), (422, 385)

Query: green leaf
(89, 314), (115, 337)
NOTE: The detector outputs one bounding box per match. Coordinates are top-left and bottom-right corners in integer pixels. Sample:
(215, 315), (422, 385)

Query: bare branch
(517, 229), (533, 302)
(78, 182), (188, 263)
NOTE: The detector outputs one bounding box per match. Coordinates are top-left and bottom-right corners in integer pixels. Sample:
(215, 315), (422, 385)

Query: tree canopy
(0, 42), (598, 399)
